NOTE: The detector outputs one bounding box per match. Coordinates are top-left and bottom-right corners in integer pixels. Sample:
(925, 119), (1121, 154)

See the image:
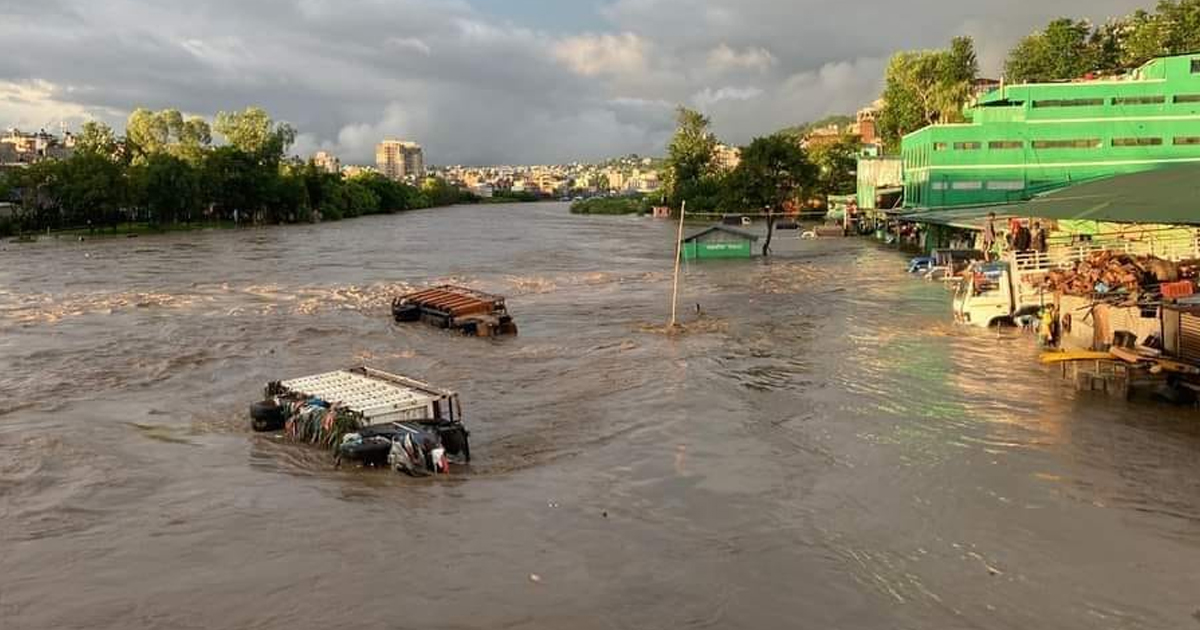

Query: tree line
(0, 106), (475, 235)
(877, 0), (1200, 149)
(1005, 0), (1200, 84)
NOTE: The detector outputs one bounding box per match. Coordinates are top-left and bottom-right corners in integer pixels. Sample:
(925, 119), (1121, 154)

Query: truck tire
(250, 400), (286, 432)
(339, 438), (393, 468)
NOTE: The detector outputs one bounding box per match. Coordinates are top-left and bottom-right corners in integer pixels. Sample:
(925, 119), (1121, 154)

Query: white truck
(952, 232), (1200, 328)
(952, 257), (1048, 328)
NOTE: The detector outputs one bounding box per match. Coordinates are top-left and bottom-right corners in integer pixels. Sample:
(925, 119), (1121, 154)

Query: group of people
(980, 212), (1048, 260)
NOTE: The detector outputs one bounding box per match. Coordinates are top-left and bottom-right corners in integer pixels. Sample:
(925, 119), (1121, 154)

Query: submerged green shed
(681, 224), (759, 260)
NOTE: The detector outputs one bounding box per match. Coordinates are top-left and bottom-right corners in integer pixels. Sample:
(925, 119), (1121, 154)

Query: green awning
(901, 204), (1023, 230)
(1024, 163), (1200, 225)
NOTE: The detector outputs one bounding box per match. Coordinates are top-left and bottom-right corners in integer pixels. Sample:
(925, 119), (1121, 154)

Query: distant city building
(341, 164), (377, 178)
(1, 128), (73, 164)
(312, 151), (340, 174)
(713, 144), (741, 171)
(375, 139), (425, 181)
(802, 123), (860, 150)
(857, 101), (882, 147)
(972, 78), (1002, 98)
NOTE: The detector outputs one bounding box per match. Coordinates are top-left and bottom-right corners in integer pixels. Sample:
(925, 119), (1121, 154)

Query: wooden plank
(1039, 350), (1112, 364)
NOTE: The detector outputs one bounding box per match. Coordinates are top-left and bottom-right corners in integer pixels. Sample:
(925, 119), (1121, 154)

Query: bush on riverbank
(570, 196), (651, 215)
(483, 190), (541, 204)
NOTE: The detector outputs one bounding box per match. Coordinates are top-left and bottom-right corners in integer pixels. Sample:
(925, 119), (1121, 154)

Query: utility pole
(669, 200), (686, 329)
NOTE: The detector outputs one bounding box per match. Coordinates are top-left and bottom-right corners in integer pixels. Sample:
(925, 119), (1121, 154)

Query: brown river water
(2, 202), (1199, 629)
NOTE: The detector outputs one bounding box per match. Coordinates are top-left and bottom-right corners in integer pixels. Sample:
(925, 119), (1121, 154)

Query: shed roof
(682, 224), (760, 242)
(902, 204), (1024, 230)
(1022, 163), (1200, 225)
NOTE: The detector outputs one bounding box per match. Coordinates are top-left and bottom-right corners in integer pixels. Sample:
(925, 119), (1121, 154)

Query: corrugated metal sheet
(1179, 313), (1200, 363)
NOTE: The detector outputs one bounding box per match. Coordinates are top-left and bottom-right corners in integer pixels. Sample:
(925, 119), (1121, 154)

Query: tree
(663, 106), (718, 210)
(420, 177), (475, 207)
(937, 36), (978, 119)
(723, 134), (818, 256)
(352, 171), (421, 212)
(75, 121), (118, 157)
(808, 134), (860, 197)
(55, 153), (126, 230)
(131, 153), (202, 224)
(1120, 1), (1200, 67)
(202, 145), (263, 222)
(214, 106), (295, 161)
(1001, 3), (1200, 82)
(878, 37), (979, 150)
(125, 108), (211, 164)
(126, 108), (170, 160)
(1004, 19), (1097, 83)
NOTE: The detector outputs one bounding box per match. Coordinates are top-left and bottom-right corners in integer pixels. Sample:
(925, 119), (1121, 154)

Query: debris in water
(392, 284), (518, 337)
(638, 317), (729, 336)
(529, 573), (542, 583)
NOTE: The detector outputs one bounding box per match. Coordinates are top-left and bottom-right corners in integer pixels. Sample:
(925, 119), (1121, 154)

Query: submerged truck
(250, 366), (470, 475)
(392, 285), (517, 337)
(952, 256), (1049, 328)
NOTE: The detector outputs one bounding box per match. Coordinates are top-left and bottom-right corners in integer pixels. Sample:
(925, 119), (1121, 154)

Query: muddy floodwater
(2, 202), (1199, 629)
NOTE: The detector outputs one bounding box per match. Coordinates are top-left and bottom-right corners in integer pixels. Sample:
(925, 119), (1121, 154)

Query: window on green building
(950, 181), (983, 190)
(1112, 96), (1165, 105)
(933, 142), (948, 151)
(1112, 137), (1163, 146)
(1032, 98), (1104, 108)
(953, 142), (981, 150)
(988, 141), (1023, 150)
(1175, 94), (1200, 104)
(1032, 139), (1102, 149)
(987, 181), (1024, 190)
(1192, 59), (1200, 73)
(1175, 137), (1200, 145)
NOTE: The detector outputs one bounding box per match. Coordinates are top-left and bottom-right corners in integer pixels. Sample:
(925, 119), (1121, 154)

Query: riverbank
(3, 196), (546, 242)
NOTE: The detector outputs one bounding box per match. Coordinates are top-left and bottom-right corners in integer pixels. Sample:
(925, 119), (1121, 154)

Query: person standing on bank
(1014, 219), (1032, 252)
(982, 212), (997, 260)
(1031, 221), (1048, 254)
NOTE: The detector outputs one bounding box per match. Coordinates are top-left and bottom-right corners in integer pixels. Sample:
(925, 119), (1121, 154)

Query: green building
(681, 225), (759, 260)
(902, 53), (1200, 210)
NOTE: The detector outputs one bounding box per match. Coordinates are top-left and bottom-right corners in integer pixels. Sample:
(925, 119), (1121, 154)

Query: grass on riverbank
(570, 196), (651, 215)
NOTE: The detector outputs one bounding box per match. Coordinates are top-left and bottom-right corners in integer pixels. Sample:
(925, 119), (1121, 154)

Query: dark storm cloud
(0, 0), (1153, 164)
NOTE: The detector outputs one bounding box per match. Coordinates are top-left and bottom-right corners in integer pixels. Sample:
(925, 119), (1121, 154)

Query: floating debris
(392, 285), (518, 337)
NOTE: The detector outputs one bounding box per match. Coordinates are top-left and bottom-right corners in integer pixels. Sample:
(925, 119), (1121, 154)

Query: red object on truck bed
(1162, 280), (1195, 299)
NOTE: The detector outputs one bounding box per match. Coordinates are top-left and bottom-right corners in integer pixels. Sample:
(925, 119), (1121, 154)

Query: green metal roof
(682, 224), (760, 242)
(1023, 163), (1200, 225)
(900, 204), (1024, 230)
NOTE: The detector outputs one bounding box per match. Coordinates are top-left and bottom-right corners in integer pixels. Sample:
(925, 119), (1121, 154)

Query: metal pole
(669, 200), (686, 329)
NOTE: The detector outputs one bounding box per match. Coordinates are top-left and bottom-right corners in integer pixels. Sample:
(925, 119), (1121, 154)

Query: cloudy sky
(0, 0), (1150, 165)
